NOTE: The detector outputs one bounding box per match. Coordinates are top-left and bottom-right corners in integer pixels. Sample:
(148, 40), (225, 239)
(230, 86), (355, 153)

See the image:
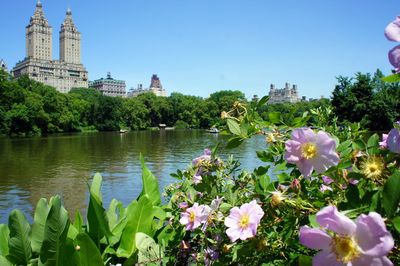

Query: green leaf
(308, 215), (319, 228)
(298, 255), (312, 266)
(226, 137), (244, 149)
(391, 216), (400, 233)
(136, 232), (163, 265)
(87, 174), (114, 245)
(383, 171), (400, 217)
(0, 224), (10, 256)
(7, 209), (32, 265)
(106, 199), (120, 230)
(31, 198), (50, 254)
(73, 233), (103, 266)
(227, 118), (241, 135)
(39, 195), (70, 266)
(367, 133), (379, 148)
(268, 112), (281, 124)
(257, 95), (269, 108)
(139, 154), (161, 206)
(0, 255), (12, 266)
(73, 211), (83, 233)
(381, 73), (400, 83)
(117, 195), (154, 258)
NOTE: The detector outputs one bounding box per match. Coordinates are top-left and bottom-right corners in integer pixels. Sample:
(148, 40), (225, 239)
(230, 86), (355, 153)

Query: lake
(0, 130), (265, 223)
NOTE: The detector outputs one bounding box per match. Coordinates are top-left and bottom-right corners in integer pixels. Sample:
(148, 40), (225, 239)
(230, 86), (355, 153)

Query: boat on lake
(208, 127), (220, 133)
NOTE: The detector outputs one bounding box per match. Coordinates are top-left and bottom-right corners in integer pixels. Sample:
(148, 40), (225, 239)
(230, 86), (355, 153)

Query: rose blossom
(224, 200), (264, 242)
(379, 133), (388, 149)
(387, 128), (400, 153)
(192, 149), (212, 166)
(180, 203), (210, 231)
(285, 128), (340, 177)
(300, 206), (394, 265)
(385, 16), (400, 42)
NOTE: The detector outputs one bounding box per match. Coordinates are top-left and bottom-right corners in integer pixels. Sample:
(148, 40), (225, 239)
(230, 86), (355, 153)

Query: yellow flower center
(332, 235), (360, 263)
(361, 157), (384, 180)
(238, 214), (250, 228)
(266, 133), (276, 143)
(301, 142), (317, 159)
(189, 211), (196, 223)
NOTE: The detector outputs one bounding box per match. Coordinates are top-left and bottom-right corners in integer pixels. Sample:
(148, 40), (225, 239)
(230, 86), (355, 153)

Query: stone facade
(128, 74), (167, 97)
(89, 72), (126, 97)
(12, 1), (88, 93)
(268, 82), (299, 104)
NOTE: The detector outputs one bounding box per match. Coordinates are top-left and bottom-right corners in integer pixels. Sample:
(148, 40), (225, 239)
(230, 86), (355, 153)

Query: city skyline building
(0, 59), (7, 72)
(128, 74), (167, 97)
(268, 82), (300, 104)
(12, 0), (88, 93)
(89, 72), (126, 97)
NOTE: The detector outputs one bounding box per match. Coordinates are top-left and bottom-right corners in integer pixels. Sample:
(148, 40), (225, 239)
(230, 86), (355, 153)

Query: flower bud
(290, 178), (301, 193)
(75, 245), (80, 251)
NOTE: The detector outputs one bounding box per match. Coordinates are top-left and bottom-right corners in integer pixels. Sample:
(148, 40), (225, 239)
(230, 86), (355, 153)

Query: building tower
(60, 8), (81, 64)
(26, 0), (52, 60)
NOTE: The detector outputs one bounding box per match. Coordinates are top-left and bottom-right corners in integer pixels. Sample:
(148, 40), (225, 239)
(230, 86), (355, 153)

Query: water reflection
(0, 130), (265, 223)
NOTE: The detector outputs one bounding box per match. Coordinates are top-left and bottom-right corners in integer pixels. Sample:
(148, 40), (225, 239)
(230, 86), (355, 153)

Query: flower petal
(297, 160), (314, 177)
(388, 45), (400, 71)
(316, 206), (356, 235)
(387, 128), (400, 153)
(226, 227), (241, 242)
(299, 226), (331, 250)
(352, 255), (393, 266)
(385, 16), (400, 42)
(312, 250), (343, 266)
(355, 212), (394, 257)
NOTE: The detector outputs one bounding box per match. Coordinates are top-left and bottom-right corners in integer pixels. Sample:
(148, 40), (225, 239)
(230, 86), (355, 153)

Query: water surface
(0, 130), (265, 223)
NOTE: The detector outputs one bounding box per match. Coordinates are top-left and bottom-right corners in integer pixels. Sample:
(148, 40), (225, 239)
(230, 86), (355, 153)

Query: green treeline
(2, 69), (397, 136)
(0, 70), (251, 136)
(331, 70), (400, 130)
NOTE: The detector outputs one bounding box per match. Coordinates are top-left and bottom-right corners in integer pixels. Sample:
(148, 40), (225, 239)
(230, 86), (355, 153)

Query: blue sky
(0, 0), (398, 99)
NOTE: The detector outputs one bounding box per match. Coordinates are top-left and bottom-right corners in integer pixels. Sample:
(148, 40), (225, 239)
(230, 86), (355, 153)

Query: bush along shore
(0, 95), (399, 266)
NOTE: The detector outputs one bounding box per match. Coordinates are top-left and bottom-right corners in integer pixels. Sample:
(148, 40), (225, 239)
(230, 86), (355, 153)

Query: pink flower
(193, 174), (202, 184)
(379, 134), (388, 149)
(319, 184), (333, 192)
(285, 128), (340, 177)
(322, 175), (334, 185)
(385, 16), (400, 42)
(388, 45), (400, 73)
(387, 128), (400, 153)
(300, 206), (394, 265)
(180, 203), (210, 231)
(192, 149), (212, 166)
(224, 200), (264, 242)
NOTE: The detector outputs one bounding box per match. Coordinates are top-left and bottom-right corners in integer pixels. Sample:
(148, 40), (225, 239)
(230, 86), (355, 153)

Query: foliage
(1, 95), (400, 265)
(331, 70), (400, 130)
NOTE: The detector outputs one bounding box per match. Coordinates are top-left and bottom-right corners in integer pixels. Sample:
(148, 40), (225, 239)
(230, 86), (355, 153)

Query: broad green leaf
(139, 155), (161, 206)
(106, 199), (120, 230)
(7, 209), (32, 265)
(0, 255), (12, 266)
(381, 73), (400, 83)
(136, 232), (163, 265)
(87, 174), (114, 245)
(383, 171), (400, 217)
(0, 224), (10, 256)
(226, 137), (244, 149)
(226, 118), (241, 135)
(73, 233), (103, 266)
(117, 195), (154, 258)
(39, 195), (70, 266)
(31, 198), (50, 254)
(73, 211), (83, 233)
(392, 216), (400, 233)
